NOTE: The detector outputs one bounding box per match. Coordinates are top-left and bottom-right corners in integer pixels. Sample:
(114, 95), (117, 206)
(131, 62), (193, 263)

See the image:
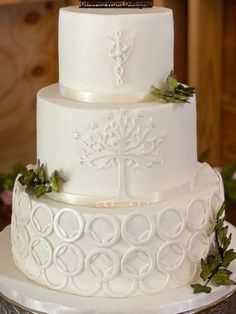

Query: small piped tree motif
(73, 111), (166, 207)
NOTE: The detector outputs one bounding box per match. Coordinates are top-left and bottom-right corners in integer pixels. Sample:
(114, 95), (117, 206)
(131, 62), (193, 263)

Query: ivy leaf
(19, 167), (35, 187)
(217, 203), (225, 220)
(191, 284), (211, 294)
(218, 226), (229, 249)
(212, 269), (236, 286)
(36, 185), (47, 198)
(18, 160), (64, 198)
(167, 71), (178, 91)
(37, 161), (47, 183)
(200, 259), (211, 281)
(50, 171), (64, 192)
(223, 233), (232, 253)
(206, 255), (221, 273)
(214, 219), (224, 232)
(192, 203), (236, 294)
(222, 249), (236, 267)
(151, 71), (195, 104)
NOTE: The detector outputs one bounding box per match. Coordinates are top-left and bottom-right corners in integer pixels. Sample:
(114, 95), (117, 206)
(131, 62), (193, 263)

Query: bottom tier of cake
(11, 163), (224, 298)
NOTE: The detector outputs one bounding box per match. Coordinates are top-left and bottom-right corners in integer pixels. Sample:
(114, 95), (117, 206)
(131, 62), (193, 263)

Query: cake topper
(80, 0), (153, 8)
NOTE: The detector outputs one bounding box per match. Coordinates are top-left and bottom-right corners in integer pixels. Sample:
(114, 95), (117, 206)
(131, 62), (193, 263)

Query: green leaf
(167, 71), (178, 91)
(217, 204), (225, 221)
(214, 219), (224, 232)
(50, 171), (63, 192)
(36, 185), (47, 198)
(19, 167), (35, 187)
(37, 162), (47, 183)
(218, 226), (229, 248)
(192, 202), (236, 294)
(223, 233), (232, 252)
(200, 259), (211, 281)
(212, 269), (236, 286)
(191, 284), (211, 294)
(206, 255), (221, 273)
(151, 71), (195, 104)
(18, 160), (64, 198)
(222, 249), (236, 267)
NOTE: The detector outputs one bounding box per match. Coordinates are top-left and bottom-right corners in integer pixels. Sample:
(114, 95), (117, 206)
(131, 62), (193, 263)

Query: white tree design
(73, 110), (166, 207)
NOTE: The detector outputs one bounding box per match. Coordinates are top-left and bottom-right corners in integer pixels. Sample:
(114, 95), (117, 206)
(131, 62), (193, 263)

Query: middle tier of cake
(37, 84), (198, 207)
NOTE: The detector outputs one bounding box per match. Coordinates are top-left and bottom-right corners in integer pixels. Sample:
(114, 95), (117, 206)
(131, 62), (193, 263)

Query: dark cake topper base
(80, 1), (154, 8)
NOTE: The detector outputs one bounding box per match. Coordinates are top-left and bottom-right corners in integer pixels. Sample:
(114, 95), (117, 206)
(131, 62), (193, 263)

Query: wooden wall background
(0, 0), (235, 172)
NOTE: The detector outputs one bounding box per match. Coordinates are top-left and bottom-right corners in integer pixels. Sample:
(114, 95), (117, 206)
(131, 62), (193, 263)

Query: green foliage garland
(18, 160), (64, 198)
(151, 71), (195, 104)
(191, 203), (236, 293)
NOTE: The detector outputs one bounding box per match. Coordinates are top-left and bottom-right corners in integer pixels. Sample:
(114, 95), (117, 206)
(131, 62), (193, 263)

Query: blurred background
(0, 0), (235, 171)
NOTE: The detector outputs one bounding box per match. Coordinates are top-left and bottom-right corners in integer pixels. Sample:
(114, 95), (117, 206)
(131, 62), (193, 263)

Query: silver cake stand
(1, 225), (236, 314)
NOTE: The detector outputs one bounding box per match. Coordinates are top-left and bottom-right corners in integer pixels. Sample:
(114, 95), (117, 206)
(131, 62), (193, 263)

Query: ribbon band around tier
(46, 176), (198, 208)
(59, 84), (149, 104)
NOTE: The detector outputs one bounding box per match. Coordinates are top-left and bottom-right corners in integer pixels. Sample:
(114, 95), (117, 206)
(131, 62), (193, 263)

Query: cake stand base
(1, 224), (236, 314)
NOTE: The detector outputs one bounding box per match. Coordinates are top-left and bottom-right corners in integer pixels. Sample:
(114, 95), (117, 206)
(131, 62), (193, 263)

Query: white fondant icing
(59, 7), (173, 103)
(11, 164), (224, 297)
(3, 224), (236, 313)
(37, 84), (198, 206)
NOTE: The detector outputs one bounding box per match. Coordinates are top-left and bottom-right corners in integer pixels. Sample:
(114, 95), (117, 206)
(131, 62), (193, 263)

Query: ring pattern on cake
(156, 208), (185, 241)
(54, 208), (84, 243)
(188, 232), (210, 263)
(121, 212), (155, 245)
(11, 180), (222, 297)
(14, 182), (31, 226)
(209, 191), (222, 222)
(121, 247), (154, 279)
(29, 237), (53, 269)
(54, 243), (84, 276)
(31, 203), (54, 237)
(85, 248), (120, 282)
(186, 199), (209, 231)
(156, 241), (186, 273)
(85, 215), (120, 247)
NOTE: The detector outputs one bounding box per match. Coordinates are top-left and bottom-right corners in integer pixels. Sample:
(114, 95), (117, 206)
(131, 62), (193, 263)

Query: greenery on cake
(151, 71), (195, 103)
(18, 160), (64, 198)
(191, 203), (236, 294)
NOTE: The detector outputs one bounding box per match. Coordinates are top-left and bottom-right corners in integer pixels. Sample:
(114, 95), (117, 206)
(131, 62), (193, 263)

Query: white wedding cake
(11, 3), (224, 298)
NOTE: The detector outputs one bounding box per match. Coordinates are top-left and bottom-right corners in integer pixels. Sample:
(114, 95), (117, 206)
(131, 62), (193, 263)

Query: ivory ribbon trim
(59, 84), (148, 104)
(46, 175), (198, 208)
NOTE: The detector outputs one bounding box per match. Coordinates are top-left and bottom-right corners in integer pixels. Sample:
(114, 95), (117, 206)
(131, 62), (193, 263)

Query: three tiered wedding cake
(11, 1), (224, 298)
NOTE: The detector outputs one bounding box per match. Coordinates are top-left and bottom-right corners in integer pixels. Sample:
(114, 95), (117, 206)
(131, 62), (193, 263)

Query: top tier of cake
(59, 7), (173, 104)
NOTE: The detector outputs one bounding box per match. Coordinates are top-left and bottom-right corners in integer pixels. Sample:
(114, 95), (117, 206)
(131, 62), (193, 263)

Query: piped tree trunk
(115, 158), (130, 202)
